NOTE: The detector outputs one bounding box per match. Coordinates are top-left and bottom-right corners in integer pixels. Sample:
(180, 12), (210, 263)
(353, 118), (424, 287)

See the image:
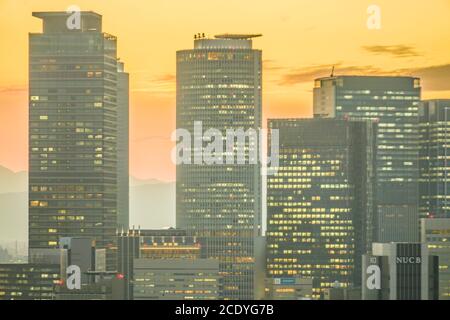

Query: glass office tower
(29, 12), (127, 269)
(313, 76), (421, 243)
(419, 100), (450, 219)
(176, 34), (262, 299)
(266, 118), (375, 299)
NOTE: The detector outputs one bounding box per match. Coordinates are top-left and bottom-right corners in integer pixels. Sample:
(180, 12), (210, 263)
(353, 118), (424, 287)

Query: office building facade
(28, 11), (128, 269)
(419, 100), (450, 219)
(0, 264), (60, 300)
(133, 259), (220, 300)
(314, 76), (421, 243)
(266, 118), (375, 299)
(176, 34), (262, 299)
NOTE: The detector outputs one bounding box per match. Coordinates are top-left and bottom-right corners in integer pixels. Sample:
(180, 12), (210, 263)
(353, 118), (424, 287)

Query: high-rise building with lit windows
(419, 99), (450, 219)
(266, 118), (375, 299)
(313, 76), (421, 243)
(176, 34), (262, 299)
(28, 11), (128, 269)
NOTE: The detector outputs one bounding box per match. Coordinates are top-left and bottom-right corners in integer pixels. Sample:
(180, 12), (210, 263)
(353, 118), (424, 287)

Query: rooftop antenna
(330, 66), (335, 77)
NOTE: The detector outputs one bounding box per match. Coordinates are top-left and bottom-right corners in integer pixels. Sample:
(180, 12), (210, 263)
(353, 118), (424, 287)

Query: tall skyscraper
(314, 76), (421, 243)
(266, 118), (375, 299)
(117, 61), (129, 230)
(176, 34), (262, 299)
(28, 11), (128, 269)
(419, 99), (450, 219)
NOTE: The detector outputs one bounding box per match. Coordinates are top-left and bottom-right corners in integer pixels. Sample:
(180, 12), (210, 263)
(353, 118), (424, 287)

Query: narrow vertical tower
(28, 11), (127, 269)
(117, 61), (130, 231)
(176, 34), (262, 299)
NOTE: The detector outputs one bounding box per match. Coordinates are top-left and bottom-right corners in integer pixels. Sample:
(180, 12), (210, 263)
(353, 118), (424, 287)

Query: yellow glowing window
(30, 201), (39, 207)
(39, 115), (48, 120)
(31, 96), (39, 101)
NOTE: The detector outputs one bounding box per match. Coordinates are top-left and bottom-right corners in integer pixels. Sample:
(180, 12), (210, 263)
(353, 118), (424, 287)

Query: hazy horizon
(1, 0), (450, 181)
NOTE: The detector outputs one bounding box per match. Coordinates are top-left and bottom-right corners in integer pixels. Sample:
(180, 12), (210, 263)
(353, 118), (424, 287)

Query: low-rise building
(133, 258), (220, 300)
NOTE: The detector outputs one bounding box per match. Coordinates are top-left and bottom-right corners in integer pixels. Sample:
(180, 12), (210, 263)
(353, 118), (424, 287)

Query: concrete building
(266, 118), (375, 299)
(362, 242), (439, 300)
(28, 11), (128, 270)
(133, 259), (220, 300)
(421, 218), (450, 299)
(314, 76), (421, 243)
(176, 34), (263, 299)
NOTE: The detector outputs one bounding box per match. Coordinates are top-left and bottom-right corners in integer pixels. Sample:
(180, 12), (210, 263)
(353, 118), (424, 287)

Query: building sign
(396, 257), (421, 264)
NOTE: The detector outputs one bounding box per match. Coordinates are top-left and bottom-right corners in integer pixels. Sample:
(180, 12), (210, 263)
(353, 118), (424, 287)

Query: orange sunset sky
(1, 0), (450, 181)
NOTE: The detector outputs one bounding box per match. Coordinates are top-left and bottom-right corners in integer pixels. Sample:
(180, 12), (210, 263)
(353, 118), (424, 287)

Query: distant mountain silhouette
(0, 166), (175, 243)
(0, 166), (27, 193)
